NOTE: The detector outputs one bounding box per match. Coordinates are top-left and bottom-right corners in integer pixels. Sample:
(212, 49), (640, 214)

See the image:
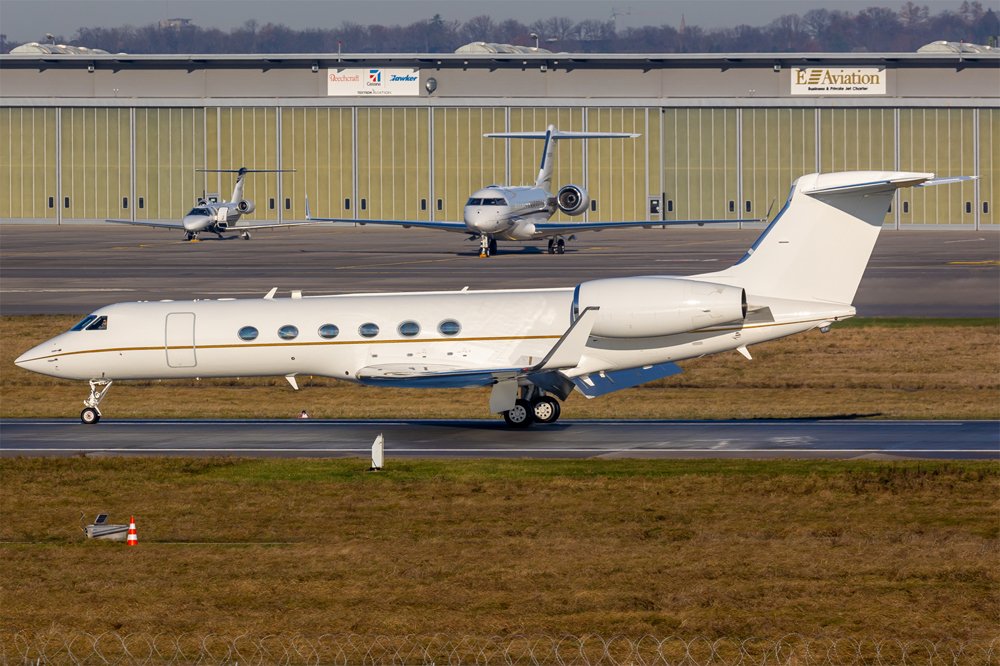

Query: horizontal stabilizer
(572, 362), (683, 399)
(485, 130), (639, 140)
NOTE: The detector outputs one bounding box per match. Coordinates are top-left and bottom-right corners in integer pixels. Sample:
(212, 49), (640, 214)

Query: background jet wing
(232, 221), (320, 230)
(105, 219), (184, 230)
(531, 217), (761, 235)
(305, 196), (469, 232)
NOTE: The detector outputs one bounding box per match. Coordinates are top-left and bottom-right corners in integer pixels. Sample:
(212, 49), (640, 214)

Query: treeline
(4, 1), (998, 54)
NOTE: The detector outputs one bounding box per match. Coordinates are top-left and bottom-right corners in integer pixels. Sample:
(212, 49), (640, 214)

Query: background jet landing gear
(80, 379), (113, 424)
(479, 236), (499, 258)
(547, 237), (566, 255)
(502, 388), (563, 427)
(241, 231), (251, 240)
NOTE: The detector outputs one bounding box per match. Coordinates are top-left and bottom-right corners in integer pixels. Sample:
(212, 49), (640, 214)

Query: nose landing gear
(80, 379), (113, 424)
(479, 236), (499, 258)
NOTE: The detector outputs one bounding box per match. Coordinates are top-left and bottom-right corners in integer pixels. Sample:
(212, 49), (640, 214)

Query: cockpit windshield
(187, 207), (211, 216)
(467, 198), (507, 206)
(70, 315), (108, 332)
(70, 315), (97, 331)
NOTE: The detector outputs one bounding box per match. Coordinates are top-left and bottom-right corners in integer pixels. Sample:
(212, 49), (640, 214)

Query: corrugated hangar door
(165, 312), (197, 368)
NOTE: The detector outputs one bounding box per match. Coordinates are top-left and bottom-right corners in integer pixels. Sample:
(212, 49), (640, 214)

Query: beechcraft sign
(327, 68), (421, 96)
(790, 67), (887, 95)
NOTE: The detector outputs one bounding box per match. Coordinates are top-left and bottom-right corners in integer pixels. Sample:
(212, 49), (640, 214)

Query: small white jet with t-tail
(107, 167), (311, 241)
(305, 124), (753, 257)
(17, 171), (967, 426)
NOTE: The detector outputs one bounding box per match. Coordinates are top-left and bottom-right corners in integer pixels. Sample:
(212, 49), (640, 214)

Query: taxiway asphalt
(1, 225), (997, 316)
(1, 419), (996, 460)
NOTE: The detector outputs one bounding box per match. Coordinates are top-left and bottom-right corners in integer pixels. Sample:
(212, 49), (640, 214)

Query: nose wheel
(80, 379), (113, 424)
(479, 236), (498, 258)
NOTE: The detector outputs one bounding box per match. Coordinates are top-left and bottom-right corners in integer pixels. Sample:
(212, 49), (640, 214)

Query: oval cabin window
(438, 319), (461, 336)
(359, 323), (380, 338)
(238, 326), (259, 341)
(278, 325), (299, 340)
(398, 321), (420, 337)
(318, 324), (340, 339)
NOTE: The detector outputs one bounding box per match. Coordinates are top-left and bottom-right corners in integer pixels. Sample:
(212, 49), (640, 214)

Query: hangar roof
(1, 50), (997, 72)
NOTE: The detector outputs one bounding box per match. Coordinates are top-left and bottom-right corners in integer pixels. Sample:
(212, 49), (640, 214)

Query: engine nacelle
(573, 277), (747, 338)
(556, 185), (589, 216)
(236, 199), (255, 214)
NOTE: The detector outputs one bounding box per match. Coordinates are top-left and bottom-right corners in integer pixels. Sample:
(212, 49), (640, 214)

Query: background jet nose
(183, 215), (210, 231)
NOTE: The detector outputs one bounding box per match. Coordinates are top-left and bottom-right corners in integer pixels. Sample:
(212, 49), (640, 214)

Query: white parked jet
(305, 124), (753, 257)
(16, 171), (967, 426)
(107, 167), (310, 241)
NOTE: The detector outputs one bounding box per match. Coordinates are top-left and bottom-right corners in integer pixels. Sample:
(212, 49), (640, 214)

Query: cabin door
(165, 312), (197, 368)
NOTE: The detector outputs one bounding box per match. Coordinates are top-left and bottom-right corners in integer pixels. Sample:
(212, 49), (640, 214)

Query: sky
(0, 0), (981, 42)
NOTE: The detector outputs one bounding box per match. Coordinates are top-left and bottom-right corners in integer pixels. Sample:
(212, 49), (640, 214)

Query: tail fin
(485, 124), (638, 190)
(699, 171), (948, 305)
(230, 167), (248, 203)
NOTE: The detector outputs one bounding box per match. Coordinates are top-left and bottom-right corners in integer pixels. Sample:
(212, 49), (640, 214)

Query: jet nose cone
(183, 215), (210, 231)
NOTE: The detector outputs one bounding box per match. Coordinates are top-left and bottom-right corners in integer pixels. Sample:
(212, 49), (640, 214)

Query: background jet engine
(236, 199), (255, 214)
(573, 276), (747, 338)
(556, 185), (590, 216)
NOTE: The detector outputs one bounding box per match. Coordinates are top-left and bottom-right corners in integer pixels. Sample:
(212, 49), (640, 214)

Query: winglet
(536, 307), (598, 371)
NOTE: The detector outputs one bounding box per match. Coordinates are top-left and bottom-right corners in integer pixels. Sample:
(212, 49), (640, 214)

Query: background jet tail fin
(485, 124), (639, 190)
(697, 171), (949, 305)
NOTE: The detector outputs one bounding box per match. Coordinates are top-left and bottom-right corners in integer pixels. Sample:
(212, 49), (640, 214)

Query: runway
(1, 225), (997, 316)
(1, 419), (997, 460)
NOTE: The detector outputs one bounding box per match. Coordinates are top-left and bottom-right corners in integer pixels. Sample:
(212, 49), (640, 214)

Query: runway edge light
(370, 433), (384, 471)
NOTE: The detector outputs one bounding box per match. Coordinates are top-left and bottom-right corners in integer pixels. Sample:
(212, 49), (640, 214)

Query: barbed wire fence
(2, 631), (998, 665)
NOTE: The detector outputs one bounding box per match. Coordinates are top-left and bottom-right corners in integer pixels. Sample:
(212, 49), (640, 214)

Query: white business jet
(16, 171), (968, 426)
(306, 125), (751, 257)
(107, 167), (310, 241)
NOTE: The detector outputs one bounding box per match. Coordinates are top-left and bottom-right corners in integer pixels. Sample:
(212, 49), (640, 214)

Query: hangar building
(0, 51), (997, 228)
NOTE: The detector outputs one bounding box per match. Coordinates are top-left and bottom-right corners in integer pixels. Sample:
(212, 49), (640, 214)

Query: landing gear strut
(479, 236), (498, 258)
(80, 379), (113, 424)
(241, 231), (251, 240)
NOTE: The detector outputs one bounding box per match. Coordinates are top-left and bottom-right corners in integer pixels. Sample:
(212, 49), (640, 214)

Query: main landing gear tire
(555, 238), (566, 254)
(241, 231), (251, 240)
(81, 407), (100, 424)
(503, 399), (534, 428)
(531, 396), (561, 424)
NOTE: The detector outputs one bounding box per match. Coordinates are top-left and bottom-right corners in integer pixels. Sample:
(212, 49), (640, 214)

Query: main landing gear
(547, 237), (566, 255)
(80, 379), (113, 424)
(184, 231), (200, 241)
(241, 230), (251, 240)
(479, 236), (498, 258)
(502, 387), (563, 428)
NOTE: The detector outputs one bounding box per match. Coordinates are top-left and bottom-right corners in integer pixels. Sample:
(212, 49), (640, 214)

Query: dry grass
(2, 315), (997, 419)
(1, 458), (997, 641)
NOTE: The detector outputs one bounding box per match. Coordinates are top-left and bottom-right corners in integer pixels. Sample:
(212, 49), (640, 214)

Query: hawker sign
(328, 68), (421, 96)
(790, 67), (887, 95)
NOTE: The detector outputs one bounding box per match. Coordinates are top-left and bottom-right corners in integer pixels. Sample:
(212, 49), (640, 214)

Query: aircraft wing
(355, 307), (600, 389)
(304, 197), (469, 232)
(105, 218), (184, 230)
(530, 217), (760, 236)
(232, 221), (319, 230)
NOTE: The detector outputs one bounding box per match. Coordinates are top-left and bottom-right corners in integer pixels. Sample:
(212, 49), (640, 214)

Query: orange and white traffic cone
(126, 515), (138, 546)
